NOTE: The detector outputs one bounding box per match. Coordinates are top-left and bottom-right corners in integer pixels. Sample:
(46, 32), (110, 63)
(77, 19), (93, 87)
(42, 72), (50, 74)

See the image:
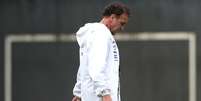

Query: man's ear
(111, 14), (116, 19)
(108, 15), (115, 24)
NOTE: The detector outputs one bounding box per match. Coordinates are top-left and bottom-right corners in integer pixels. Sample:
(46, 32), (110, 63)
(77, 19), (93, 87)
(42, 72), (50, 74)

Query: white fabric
(73, 23), (120, 101)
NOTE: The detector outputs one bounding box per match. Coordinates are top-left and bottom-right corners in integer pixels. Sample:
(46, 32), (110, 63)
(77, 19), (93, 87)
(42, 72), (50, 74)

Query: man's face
(109, 13), (128, 34)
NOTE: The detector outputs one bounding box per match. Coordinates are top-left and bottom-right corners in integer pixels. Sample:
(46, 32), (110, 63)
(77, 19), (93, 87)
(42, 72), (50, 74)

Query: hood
(76, 23), (109, 47)
(76, 23), (91, 47)
(76, 23), (97, 47)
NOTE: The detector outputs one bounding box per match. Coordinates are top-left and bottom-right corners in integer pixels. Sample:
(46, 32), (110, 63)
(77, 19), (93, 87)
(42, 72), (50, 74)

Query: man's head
(101, 2), (130, 34)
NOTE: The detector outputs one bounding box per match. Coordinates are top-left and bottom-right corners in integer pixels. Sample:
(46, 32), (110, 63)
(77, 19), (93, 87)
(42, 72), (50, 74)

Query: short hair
(102, 2), (130, 17)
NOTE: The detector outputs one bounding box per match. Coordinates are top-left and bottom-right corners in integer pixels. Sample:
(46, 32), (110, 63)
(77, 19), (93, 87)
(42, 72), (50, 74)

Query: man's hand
(72, 96), (81, 101)
(102, 95), (112, 101)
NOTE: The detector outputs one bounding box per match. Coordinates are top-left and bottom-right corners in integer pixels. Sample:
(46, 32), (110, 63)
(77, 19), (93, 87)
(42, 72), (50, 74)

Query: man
(72, 2), (130, 101)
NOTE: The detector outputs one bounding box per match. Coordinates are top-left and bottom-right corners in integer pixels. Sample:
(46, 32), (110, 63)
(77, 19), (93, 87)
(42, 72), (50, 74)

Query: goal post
(4, 32), (196, 101)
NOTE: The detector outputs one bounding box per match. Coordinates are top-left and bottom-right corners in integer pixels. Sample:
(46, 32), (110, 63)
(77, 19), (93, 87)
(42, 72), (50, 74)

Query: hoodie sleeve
(88, 29), (111, 96)
(73, 66), (81, 98)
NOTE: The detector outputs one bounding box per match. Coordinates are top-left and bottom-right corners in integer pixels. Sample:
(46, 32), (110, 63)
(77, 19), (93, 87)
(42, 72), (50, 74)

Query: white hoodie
(73, 23), (120, 101)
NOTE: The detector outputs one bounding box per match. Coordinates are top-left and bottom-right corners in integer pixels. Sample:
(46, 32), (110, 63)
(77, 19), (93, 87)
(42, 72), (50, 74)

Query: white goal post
(5, 32), (196, 101)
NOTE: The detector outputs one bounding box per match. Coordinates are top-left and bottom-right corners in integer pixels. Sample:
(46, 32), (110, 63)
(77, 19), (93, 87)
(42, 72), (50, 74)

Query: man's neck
(100, 18), (110, 30)
(100, 18), (115, 35)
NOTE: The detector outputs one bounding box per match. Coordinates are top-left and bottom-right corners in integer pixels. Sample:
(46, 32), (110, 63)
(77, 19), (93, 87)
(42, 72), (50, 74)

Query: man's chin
(111, 30), (118, 35)
(111, 29), (122, 35)
(111, 32), (116, 35)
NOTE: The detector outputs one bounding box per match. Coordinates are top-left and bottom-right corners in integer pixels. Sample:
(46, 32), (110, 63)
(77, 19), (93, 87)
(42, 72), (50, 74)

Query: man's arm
(73, 67), (81, 98)
(87, 30), (112, 97)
